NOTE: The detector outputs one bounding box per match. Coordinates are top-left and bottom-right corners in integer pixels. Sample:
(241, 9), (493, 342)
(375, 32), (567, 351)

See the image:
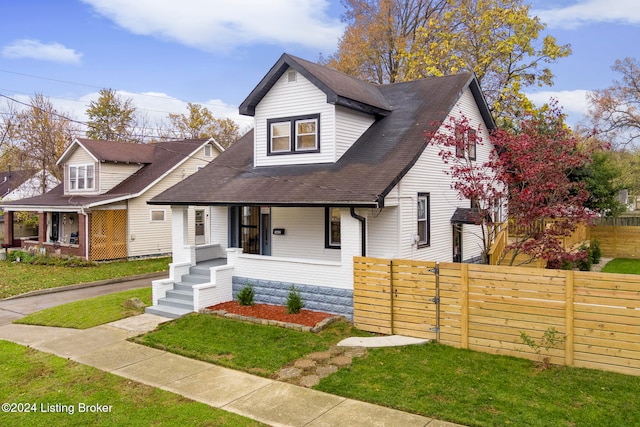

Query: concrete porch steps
(145, 264), (213, 319)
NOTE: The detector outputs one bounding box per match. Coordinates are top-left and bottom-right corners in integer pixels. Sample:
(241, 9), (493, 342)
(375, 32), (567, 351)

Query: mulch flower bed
(207, 301), (335, 328)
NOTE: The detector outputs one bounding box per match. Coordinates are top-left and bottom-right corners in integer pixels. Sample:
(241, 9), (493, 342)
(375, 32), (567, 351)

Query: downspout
(350, 207), (366, 257)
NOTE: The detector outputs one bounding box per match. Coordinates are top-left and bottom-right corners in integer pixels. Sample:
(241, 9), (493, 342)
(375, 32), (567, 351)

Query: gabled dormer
(57, 138), (154, 196)
(239, 54), (393, 167)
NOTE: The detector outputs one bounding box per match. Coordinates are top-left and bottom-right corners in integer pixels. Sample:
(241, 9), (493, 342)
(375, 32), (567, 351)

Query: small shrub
(520, 327), (566, 369)
(576, 247), (591, 271)
(590, 238), (602, 264)
(286, 285), (304, 314)
(237, 283), (255, 306)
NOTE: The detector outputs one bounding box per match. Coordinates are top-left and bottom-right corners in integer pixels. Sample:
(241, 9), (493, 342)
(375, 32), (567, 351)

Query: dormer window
(68, 164), (94, 191)
(204, 144), (212, 157)
(267, 114), (320, 155)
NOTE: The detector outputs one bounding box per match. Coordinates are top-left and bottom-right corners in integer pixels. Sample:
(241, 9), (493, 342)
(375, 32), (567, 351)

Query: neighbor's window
(417, 193), (430, 247)
(150, 209), (166, 222)
(268, 114), (320, 155)
(455, 128), (477, 161)
(325, 207), (341, 248)
(69, 164), (95, 191)
(204, 144), (213, 157)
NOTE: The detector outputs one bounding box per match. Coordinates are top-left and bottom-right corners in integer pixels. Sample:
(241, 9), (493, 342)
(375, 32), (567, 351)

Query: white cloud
(1, 39), (82, 64)
(533, 0), (640, 29)
(525, 89), (593, 125)
(81, 0), (343, 53)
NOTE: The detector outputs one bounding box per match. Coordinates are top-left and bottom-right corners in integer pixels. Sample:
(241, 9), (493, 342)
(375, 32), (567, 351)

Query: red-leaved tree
(430, 104), (596, 266)
(429, 115), (506, 263)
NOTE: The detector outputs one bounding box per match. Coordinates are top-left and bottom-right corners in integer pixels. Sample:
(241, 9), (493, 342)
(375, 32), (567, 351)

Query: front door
(195, 209), (206, 245)
(453, 224), (462, 263)
(230, 206), (271, 255)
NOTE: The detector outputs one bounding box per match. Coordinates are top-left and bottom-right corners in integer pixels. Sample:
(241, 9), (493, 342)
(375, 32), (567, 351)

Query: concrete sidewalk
(0, 314), (463, 427)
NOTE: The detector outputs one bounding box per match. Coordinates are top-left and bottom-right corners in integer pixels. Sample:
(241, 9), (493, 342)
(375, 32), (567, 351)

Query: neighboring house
(0, 138), (223, 259)
(0, 168), (60, 242)
(146, 53), (497, 319)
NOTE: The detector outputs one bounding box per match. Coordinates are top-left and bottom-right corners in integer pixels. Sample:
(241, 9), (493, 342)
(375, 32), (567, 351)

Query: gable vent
(287, 70), (297, 82)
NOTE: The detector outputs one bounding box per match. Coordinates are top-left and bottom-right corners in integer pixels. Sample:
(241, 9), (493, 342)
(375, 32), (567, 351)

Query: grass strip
(15, 288), (152, 329)
(315, 343), (640, 427)
(601, 258), (640, 274)
(0, 340), (264, 426)
(132, 314), (370, 376)
(0, 257), (169, 299)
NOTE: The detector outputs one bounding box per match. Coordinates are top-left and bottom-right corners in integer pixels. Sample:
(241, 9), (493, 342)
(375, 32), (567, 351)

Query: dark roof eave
(147, 200), (381, 208)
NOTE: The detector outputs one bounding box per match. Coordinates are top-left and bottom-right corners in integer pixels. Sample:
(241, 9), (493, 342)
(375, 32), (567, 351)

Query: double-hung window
(417, 193), (430, 247)
(268, 114), (320, 155)
(69, 164), (95, 191)
(455, 128), (477, 161)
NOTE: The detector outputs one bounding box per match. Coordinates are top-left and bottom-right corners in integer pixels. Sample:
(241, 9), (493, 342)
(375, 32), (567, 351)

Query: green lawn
(133, 314), (640, 427)
(316, 344), (640, 427)
(0, 257), (169, 299)
(131, 314), (370, 377)
(601, 258), (640, 274)
(0, 341), (264, 427)
(15, 288), (152, 329)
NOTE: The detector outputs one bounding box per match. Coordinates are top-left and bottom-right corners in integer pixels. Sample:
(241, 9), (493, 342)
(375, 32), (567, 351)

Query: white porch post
(171, 205), (192, 265)
(341, 208), (368, 286)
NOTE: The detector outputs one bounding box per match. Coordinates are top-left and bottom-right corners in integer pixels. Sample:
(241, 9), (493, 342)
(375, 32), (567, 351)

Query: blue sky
(1, 0), (639, 135)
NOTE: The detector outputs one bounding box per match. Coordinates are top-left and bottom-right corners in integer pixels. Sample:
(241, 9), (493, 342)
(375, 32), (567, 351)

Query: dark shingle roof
(0, 169), (38, 197)
(74, 138), (157, 163)
(1, 139), (209, 209)
(239, 54), (392, 117)
(150, 72), (493, 207)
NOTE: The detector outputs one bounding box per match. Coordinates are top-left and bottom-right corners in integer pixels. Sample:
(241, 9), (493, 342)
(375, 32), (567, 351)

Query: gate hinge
(430, 327), (440, 333)
(429, 297), (440, 304)
(428, 266), (439, 275)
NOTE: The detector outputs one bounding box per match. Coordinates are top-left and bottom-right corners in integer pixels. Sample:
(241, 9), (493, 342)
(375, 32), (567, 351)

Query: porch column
(78, 213), (87, 260)
(171, 205), (191, 264)
(38, 212), (47, 243)
(3, 211), (13, 246)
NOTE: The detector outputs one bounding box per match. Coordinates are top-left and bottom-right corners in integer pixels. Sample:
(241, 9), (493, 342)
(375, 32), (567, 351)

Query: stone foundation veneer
(232, 276), (354, 320)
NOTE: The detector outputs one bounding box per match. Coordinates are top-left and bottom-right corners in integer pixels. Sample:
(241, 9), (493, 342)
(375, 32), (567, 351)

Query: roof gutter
(350, 207), (366, 257)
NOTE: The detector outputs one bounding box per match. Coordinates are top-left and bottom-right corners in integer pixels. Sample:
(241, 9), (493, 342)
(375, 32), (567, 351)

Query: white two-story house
(1, 138), (222, 260)
(146, 53), (496, 319)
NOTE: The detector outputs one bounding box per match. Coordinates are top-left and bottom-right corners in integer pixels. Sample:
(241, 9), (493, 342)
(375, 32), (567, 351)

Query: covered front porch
(3, 209), (87, 258)
(147, 204), (367, 319)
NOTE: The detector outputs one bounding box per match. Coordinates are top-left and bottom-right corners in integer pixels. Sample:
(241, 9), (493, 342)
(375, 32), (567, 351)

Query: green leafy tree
(86, 88), (138, 142)
(325, 0), (448, 84)
(329, 0), (571, 124)
(572, 149), (625, 217)
(164, 103), (241, 148)
(405, 0), (571, 123)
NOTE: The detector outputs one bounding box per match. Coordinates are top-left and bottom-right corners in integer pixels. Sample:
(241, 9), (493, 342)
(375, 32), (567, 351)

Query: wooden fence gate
(354, 257), (439, 340)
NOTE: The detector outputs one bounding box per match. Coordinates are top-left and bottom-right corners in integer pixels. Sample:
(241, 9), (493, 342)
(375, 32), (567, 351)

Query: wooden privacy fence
(354, 257), (640, 377)
(589, 225), (640, 259)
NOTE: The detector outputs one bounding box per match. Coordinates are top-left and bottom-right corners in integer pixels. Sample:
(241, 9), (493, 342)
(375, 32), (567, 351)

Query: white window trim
(68, 163), (95, 192)
(417, 193), (430, 247)
(150, 209), (166, 222)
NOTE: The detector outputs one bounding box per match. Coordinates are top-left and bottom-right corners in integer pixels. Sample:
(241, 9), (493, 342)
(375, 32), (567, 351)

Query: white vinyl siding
(377, 86), (492, 263)
(126, 147), (218, 258)
(270, 207), (341, 262)
(99, 163), (142, 193)
(254, 68), (334, 166)
(334, 106), (375, 161)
